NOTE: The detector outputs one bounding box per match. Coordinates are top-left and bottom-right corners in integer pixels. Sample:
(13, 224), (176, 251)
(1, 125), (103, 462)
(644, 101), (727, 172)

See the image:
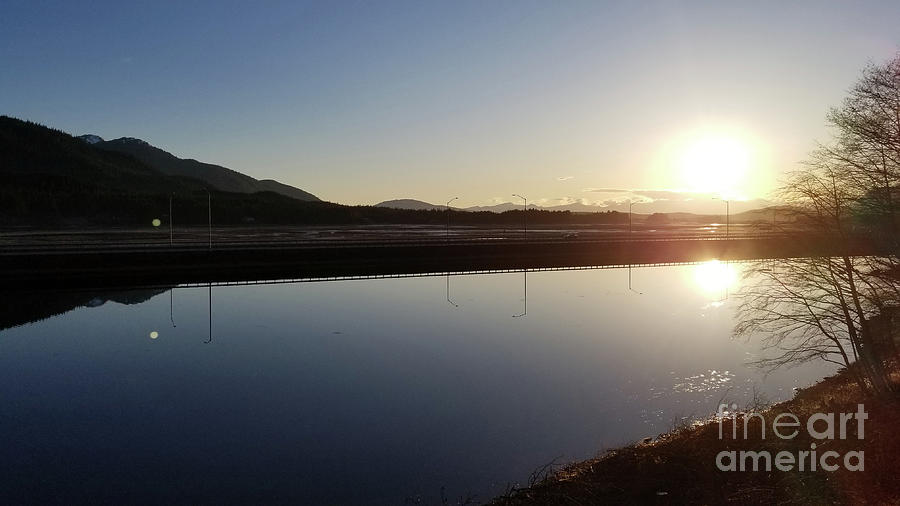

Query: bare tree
(735, 54), (900, 394)
(736, 256), (896, 394)
(823, 55), (900, 248)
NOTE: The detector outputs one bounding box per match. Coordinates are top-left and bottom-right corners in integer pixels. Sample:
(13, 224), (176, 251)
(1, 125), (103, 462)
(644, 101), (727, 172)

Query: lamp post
(169, 193), (174, 246)
(629, 200), (643, 234)
(713, 197), (729, 239)
(512, 194), (527, 240)
(725, 199), (729, 239)
(446, 197), (459, 239)
(629, 201), (635, 234)
(202, 188), (212, 249)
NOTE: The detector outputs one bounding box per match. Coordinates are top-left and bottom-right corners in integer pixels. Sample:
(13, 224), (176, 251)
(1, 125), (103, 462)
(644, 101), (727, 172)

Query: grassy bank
(492, 366), (900, 505)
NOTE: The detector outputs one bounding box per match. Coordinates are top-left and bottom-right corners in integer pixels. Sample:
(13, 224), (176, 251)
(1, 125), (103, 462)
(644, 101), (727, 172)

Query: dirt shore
(491, 366), (900, 505)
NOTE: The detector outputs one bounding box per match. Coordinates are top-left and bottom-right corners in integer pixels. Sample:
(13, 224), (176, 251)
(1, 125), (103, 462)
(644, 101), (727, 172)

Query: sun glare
(678, 134), (751, 198)
(692, 259), (738, 297)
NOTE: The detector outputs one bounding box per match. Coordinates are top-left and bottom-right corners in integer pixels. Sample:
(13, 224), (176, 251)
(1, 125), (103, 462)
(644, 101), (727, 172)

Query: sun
(677, 134), (751, 198)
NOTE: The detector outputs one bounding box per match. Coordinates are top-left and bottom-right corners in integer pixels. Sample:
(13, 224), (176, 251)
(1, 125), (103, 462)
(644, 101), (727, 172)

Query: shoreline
(491, 366), (900, 504)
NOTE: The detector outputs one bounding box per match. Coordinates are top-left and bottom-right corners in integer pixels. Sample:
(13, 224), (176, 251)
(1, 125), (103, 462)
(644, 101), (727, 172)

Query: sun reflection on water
(692, 259), (739, 299)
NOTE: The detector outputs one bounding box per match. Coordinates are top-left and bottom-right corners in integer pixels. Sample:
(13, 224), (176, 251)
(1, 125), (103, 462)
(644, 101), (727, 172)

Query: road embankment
(0, 235), (876, 289)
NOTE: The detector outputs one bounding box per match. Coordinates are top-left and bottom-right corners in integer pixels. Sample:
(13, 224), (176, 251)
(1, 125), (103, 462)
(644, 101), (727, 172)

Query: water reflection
(205, 283), (213, 344)
(692, 259), (738, 297)
(628, 264), (642, 294)
(169, 288), (176, 327)
(736, 256), (898, 394)
(0, 264), (835, 505)
(691, 259), (737, 309)
(445, 274), (458, 308)
(512, 270), (527, 317)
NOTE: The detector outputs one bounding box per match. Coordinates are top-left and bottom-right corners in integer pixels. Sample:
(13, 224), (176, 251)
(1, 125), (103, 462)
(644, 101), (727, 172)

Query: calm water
(0, 262), (832, 504)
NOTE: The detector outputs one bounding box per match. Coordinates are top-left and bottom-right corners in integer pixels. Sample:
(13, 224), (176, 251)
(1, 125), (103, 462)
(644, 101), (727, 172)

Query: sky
(2, 1), (899, 208)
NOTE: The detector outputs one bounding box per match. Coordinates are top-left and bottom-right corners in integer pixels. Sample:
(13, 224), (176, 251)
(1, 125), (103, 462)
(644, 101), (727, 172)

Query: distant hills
(78, 135), (319, 201)
(376, 196), (774, 216)
(374, 199), (450, 211)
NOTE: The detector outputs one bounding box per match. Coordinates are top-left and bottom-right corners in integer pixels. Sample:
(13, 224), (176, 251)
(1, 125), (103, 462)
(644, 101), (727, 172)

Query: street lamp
(713, 197), (729, 239)
(724, 199), (730, 239)
(512, 194), (527, 240)
(446, 197), (459, 239)
(202, 188), (212, 249)
(169, 193), (174, 246)
(629, 200), (644, 234)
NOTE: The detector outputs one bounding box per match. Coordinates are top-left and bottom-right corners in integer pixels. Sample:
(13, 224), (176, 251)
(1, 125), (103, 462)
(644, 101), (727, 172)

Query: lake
(0, 261), (833, 504)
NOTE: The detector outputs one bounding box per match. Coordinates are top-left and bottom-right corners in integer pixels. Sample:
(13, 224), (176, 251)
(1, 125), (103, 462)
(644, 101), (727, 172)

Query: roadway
(0, 223), (784, 254)
(0, 226), (863, 290)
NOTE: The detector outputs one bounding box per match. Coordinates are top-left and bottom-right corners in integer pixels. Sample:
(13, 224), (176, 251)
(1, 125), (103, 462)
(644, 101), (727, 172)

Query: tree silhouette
(735, 54), (900, 394)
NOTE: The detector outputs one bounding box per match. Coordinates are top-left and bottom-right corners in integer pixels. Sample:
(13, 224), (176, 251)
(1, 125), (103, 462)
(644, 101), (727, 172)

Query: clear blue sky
(2, 1), (899, 207)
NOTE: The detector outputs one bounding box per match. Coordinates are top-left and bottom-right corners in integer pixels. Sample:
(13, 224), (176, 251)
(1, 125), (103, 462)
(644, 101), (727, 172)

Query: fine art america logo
(715, 403), (866, 472)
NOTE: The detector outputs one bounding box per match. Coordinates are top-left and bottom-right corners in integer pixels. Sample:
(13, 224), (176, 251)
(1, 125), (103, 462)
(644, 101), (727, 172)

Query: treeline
(0, 184), (629, 227)
(0, 115), (627, 227)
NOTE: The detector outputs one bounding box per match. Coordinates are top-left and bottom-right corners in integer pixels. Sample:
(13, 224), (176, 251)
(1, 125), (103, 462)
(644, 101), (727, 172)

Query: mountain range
(0, 115), (332, 226)
(78, 135), (319, 201)
(376, 197), (773, 216)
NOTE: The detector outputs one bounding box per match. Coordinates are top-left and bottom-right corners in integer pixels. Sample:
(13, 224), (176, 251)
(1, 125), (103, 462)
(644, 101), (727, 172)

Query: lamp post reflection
(628, 264), (642, 294)
(205, 283), (213, 344)
(169, 288), (177, 327)
(446, 273), (459, 308)
(716, 260), (730, 304)
(512, 270), (527, 317)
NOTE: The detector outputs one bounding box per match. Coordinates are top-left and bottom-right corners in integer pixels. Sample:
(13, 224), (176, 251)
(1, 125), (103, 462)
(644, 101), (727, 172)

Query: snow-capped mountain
(77, 134), (104, 144)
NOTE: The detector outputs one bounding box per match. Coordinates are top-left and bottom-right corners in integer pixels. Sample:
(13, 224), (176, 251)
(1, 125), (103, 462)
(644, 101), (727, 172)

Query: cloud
(580, 187), (723, 203)
(581, 187), (632, 193)
(556, 176), (574, 181)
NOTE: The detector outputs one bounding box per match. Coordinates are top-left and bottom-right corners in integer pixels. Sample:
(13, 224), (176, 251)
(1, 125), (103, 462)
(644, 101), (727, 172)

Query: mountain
(88, 136), (319, 201)
(1, 117), (201, 198)
(0, 116), (336, 226)
(0, 287), (166, 332)
(465, 202), (541, 212)
(375, 199), (450, 211)
(379, 197), (773, 216)
(77, 134), (103, 144)
(377, 199), (541, 212)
